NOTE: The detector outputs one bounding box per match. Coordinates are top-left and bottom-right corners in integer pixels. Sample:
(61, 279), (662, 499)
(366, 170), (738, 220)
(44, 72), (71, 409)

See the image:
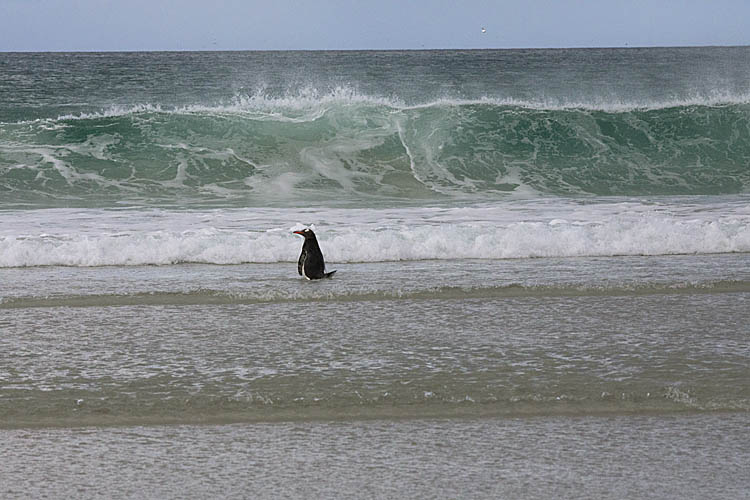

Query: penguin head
(293, 228), (317, 240)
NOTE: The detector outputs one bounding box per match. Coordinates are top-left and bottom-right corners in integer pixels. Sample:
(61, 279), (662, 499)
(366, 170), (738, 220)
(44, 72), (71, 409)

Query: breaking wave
(2, 90), (750, 207)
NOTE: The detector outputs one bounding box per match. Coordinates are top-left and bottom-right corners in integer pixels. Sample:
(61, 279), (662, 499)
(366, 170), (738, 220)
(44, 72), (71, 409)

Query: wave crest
(40, 87), (750, 121)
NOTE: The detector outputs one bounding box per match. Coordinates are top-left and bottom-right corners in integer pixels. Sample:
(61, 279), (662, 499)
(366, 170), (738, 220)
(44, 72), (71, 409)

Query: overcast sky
(1, 0), (748, 52)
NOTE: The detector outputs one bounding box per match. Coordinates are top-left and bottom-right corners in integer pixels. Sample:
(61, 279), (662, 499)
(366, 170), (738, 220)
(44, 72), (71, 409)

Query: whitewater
(1, 199), (749, 268)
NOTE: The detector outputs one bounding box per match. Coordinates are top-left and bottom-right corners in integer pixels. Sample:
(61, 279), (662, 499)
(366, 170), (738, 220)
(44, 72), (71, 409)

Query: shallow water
(3, 255), (749, 428)
(3, 413), (749, 499)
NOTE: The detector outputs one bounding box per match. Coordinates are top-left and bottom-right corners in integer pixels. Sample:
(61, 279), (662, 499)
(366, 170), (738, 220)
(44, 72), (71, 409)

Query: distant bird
(293, 228), (336, 280)
(481, 27), (486, 33)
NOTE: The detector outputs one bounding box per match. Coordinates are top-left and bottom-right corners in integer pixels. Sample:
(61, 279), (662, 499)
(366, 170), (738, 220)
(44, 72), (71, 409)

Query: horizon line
(2, 43), (748, 54)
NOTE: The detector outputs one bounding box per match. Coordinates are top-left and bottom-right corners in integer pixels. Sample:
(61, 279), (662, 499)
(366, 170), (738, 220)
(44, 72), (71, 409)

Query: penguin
(293, 228), (336, 280)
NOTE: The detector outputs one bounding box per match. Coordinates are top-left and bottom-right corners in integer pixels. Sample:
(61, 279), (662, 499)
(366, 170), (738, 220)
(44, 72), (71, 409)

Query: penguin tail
(324, 270), (337, 279)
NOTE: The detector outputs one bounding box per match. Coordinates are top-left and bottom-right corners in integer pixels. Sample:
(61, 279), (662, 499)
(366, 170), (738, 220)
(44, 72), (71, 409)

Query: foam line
(1, 215), (748, 268)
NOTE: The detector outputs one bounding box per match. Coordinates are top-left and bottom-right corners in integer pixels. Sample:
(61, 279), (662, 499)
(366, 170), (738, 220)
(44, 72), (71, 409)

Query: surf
(1, 200), (749, 268)
(2, 93), (750, 207)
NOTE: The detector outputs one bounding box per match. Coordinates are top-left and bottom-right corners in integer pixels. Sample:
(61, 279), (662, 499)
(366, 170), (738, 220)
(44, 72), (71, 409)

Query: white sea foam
(1, 200), (749, 267)
(48, 87), (399, 123)
(24, 87), (749, 125)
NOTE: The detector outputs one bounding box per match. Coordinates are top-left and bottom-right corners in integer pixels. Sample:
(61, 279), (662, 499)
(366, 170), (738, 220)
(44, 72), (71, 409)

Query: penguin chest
(299, 250), (314, 280)
(300, 245), (323, 280)
(301, 259), (313, 280)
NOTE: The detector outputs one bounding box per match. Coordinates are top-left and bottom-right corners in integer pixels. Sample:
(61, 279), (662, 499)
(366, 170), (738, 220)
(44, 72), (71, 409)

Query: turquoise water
(2, 48), (750, 207)
(1, 48), (750, 498)
(4, 99), (750, 205)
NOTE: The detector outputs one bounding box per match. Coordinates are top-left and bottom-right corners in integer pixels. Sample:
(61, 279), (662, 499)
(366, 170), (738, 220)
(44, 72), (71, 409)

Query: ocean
(1, 47), (749, 498)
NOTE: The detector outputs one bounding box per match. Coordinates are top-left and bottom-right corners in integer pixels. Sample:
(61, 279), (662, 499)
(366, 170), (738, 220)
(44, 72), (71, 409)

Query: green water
(2, 48), (750, 207)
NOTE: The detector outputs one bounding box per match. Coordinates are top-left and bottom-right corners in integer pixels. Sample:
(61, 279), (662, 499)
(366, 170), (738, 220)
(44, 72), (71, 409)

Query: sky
(1, 0), (749, 52)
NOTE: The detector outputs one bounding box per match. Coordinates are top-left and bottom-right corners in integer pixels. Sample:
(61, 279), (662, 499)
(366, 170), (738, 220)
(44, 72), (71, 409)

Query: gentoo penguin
(293, 228), (336, 280)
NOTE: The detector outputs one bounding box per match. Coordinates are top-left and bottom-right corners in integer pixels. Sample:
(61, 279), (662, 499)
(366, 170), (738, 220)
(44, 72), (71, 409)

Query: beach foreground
(2, 413), (749, 499)
(2, 255), (750, 499)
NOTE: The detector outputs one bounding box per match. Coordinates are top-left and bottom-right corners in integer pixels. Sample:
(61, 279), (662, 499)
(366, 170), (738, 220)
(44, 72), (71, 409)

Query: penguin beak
(293, 230), (304, 236)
